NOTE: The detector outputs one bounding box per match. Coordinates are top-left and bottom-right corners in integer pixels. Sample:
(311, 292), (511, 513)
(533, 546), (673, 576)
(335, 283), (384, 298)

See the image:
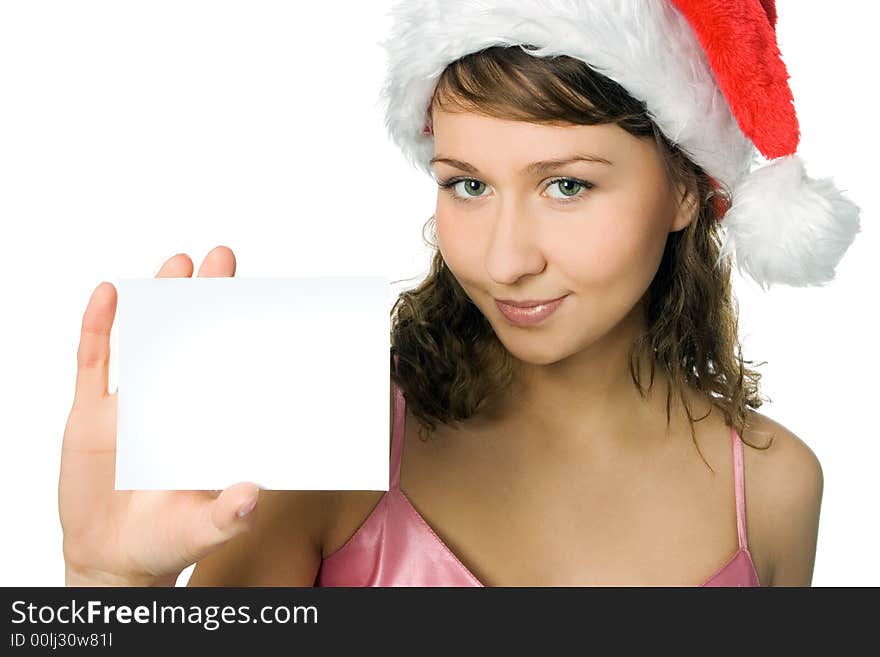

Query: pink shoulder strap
(731, 426), (749, 550)
(389, 380), (406, 490)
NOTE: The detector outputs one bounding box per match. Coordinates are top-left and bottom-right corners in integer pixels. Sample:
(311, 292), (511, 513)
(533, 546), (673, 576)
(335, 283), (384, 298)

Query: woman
(61, 0), (859, 587)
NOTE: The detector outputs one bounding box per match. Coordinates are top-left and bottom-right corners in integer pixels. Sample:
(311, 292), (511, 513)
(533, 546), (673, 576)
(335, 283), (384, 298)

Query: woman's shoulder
(739, 409), (824, 586)
(187, 488), (334, 586)
(740, 409), (823, 510)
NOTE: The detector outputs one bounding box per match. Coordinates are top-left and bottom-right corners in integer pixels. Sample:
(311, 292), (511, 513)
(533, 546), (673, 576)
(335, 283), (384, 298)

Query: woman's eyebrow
(429, 154), (614, 175)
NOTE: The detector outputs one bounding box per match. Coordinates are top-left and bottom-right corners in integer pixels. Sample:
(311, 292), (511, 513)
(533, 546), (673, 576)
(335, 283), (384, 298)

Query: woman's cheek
(437, 212), (479, 279)
(549, 217), (633, 287)
(589, 208), (663, 285)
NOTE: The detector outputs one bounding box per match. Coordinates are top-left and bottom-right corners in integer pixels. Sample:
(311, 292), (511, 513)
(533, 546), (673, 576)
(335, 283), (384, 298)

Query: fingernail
(236, 498), (257, 518)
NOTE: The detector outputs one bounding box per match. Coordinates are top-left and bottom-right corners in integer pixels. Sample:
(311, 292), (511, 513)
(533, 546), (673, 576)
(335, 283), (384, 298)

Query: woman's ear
(669, 170), (700, 233)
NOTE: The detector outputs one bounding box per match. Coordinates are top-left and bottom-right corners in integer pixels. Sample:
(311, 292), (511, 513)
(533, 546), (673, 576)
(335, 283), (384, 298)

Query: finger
(73, 282), (118, 407)
(196, 245), (236, 278)
(156, 253), (194, 278)
(183, 482), (262, 561)
(75, 253), (194, 407)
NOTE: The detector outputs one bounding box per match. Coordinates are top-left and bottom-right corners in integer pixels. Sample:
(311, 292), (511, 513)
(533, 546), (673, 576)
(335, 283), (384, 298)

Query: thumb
(191, 482), (262, 556)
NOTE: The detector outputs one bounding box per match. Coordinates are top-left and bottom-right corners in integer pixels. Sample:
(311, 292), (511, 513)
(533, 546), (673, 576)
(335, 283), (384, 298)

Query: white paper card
(114, 276), (390, 491)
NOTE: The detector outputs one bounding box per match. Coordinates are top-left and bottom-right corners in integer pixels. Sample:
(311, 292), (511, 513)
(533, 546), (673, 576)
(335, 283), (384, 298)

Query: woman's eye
(546, 178), (590, 199)
(451, 179), (487, 199)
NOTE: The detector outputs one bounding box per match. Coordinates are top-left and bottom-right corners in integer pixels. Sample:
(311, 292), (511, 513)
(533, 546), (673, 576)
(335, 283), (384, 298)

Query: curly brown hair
(389, 45), (772, 471)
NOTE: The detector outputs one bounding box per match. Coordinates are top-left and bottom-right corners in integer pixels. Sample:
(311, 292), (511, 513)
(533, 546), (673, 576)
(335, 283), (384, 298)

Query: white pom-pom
(717, 154), (861, 290)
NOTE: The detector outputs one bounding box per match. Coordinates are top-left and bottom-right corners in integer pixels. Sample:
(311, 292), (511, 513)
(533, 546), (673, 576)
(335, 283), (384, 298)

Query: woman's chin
(494, 333), (570, 366)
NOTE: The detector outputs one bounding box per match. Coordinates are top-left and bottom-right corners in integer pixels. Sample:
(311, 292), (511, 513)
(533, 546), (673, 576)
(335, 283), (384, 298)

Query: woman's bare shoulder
(740, 410), (824, 586)
(186, 489), (334, 586)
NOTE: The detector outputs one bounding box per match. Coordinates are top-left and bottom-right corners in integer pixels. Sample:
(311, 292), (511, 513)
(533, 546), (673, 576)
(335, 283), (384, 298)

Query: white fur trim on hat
(379, 0), (755, 191)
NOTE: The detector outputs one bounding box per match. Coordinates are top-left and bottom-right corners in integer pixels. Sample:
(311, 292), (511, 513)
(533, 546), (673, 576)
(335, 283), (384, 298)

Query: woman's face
(431, 106), (695, 365)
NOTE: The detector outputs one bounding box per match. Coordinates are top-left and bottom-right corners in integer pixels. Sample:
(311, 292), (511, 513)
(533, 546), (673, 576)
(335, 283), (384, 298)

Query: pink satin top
(316, 381), (761, 587)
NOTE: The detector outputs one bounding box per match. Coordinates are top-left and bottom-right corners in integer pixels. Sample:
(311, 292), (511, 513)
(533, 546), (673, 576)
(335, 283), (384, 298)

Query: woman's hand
(59, 246), (261, 586)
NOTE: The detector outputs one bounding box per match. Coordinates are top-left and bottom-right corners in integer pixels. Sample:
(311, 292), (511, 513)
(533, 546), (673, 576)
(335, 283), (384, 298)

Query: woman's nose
(483, 204), (546, 284)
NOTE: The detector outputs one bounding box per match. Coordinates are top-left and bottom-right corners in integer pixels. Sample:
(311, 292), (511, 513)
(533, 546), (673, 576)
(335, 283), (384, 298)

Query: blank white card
(114, 276), (390, 491)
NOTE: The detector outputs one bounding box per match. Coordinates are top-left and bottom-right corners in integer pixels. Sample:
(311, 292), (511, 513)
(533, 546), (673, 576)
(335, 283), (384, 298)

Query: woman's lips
(494, 295), (568, 326)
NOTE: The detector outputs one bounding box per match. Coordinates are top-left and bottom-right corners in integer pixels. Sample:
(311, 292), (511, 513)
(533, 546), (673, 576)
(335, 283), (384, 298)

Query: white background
(0, 1), (875, 586)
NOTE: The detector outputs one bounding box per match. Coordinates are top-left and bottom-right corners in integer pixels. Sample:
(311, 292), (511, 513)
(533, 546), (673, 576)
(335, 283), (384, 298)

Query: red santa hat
(378, 0), (861, 290)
